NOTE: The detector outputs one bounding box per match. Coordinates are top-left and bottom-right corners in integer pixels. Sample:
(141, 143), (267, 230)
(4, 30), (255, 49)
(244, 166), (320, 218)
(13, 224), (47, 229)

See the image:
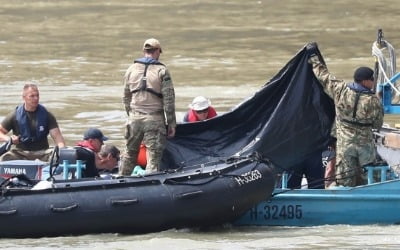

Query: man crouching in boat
(306, 42), (384, 187)
(0, 83), (65, 162)
(42, 129), (120, 179)
(74, 128), (120, 177)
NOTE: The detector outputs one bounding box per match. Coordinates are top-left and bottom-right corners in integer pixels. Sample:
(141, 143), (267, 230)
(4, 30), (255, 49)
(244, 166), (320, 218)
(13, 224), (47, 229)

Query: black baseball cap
(83, 128), (108, 141)
(354, 67), (374, 82)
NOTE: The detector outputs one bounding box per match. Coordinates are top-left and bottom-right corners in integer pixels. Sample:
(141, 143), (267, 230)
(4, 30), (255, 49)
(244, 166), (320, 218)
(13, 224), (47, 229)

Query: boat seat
(59, 147), (78, 164)
(54, 147), (86, 179)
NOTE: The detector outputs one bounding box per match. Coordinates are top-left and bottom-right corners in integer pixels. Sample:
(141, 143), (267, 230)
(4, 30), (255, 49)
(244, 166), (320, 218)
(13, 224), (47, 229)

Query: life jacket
(338, 83), (375, 127)
(16, 104), (49, 145)
(130, 58), (165, 99)
(185, 106), (217, 122)
(137, 143), (147, 167)
(76, 140), (98, 152)
(125, 57), (168, 114)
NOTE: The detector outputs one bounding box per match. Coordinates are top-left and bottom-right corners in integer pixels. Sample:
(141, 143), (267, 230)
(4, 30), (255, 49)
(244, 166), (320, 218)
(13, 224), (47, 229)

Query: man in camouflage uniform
(120, 38), (176, 175)
(307, 42), (384, 187)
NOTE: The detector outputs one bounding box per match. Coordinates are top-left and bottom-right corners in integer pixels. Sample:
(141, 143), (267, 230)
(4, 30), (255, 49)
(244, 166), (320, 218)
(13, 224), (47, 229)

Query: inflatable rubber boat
(0, 151), (275, 238)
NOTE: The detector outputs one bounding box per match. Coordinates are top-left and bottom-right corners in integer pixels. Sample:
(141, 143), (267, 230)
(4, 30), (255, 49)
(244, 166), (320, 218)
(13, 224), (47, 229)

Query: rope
(163, 160), (262, 186)
(372, 40), (400, 96)
(271, 164), (371, 197)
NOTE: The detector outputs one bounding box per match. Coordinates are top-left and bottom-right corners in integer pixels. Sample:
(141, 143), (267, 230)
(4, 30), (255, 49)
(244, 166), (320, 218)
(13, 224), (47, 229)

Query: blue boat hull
(235, 179), (400, 226)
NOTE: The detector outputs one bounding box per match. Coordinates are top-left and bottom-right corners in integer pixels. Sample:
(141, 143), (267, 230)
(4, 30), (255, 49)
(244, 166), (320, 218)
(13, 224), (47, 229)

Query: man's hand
(306, 42), (318, 57)
(10, 135), (20, 145)
(167, 126), (176, 138)
(306, 42), (325, 65)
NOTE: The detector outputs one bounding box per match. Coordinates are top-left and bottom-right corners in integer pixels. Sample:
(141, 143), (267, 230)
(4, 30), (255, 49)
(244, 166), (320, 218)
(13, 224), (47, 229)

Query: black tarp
(161, 45), (335, 171)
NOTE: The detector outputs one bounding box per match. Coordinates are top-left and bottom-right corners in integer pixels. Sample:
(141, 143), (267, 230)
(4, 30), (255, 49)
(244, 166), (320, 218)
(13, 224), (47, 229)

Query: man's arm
(160, 68), (177, 138)
(0, 125), (11, 143)
(123, 72), (133, 116)
(46, 111), (65, 148)
(307, 42), (344, 101)
(49, 127), (65, 148)
(371, 97), (384, 130)
(0, 112), (19, 144)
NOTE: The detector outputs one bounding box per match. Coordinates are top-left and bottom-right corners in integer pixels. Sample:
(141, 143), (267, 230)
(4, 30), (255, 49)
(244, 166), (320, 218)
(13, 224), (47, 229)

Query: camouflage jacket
(309, 56), (384, 144)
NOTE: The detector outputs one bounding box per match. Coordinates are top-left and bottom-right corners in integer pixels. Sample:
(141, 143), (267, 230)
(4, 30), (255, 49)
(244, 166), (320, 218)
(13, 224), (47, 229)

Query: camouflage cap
(143, 38), (162, 52)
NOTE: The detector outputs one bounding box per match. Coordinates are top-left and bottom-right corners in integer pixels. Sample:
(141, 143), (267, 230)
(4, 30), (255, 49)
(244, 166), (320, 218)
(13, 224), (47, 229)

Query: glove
(306, 42), (318, 57)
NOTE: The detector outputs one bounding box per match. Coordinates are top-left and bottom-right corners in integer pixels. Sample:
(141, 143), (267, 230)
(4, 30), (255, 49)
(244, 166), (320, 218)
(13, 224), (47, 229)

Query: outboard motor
(0, 160), (47, 180)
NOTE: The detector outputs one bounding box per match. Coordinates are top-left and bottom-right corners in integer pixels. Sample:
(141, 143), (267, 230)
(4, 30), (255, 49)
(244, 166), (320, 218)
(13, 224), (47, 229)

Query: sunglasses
(195, 108), (209, 114)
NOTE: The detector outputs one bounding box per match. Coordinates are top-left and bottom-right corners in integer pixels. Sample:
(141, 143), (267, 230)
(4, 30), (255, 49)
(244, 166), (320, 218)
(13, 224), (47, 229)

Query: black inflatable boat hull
(0, 157), (275, 238)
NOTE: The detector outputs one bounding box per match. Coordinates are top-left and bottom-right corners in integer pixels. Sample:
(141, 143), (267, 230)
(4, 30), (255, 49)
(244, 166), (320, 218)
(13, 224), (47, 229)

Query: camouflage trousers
(0, 148), (53, 162)
(119, 113), (166, 176)
(335, 141), (376, 187)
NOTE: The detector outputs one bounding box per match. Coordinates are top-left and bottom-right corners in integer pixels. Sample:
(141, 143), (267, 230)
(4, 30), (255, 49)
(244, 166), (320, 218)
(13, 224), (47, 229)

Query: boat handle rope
(163, 151), (269, 176)
(0, 209), (17, 216)
(271, 164), (381, 197)
(111, 198), (139, 206)
(174, 190), (203, 200)
(164, 174), (219, 186)
(164, 161), (261, 186)
(50, 203), (78, 213)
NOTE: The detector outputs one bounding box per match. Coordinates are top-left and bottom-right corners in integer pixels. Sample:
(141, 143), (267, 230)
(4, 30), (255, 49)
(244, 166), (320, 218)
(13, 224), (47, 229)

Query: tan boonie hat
(143, 38), (162, 52)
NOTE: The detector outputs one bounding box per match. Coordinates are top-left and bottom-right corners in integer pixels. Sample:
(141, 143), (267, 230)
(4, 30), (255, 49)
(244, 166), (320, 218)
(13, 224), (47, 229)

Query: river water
(1, 0), (400, 249)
